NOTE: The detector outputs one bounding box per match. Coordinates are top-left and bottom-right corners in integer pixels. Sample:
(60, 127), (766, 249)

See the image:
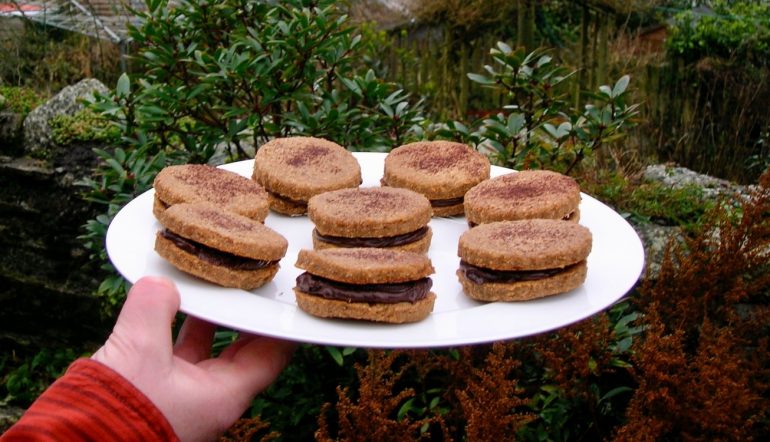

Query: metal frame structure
(2, 1), (146, 71)
(3, 1), (145, 43)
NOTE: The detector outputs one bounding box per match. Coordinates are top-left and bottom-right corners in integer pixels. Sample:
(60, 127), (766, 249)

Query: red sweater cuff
(1, 358), (178, 441)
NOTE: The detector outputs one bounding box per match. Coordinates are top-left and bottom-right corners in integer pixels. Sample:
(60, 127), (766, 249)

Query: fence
(380, 6), (769, 183)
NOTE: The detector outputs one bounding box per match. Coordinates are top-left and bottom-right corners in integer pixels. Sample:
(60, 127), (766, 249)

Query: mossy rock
(22, 79), (108, 161)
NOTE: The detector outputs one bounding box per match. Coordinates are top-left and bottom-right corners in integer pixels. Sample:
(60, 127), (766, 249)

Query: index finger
(212, 335), (297, 394)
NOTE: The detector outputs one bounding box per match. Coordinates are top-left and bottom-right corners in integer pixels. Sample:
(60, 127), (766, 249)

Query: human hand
(91, 276), (296, 442)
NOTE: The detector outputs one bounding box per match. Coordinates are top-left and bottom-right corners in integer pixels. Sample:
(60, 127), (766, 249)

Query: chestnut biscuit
(252, 137), (361, 216)
(152, 164), (269, 222)
(464, 170), (581, 226)
(457, 219), (592, 302)
(308, 187), (433, 253)
(155, 203), (288, 290)
(294, 248), (436, 323)
(382, 141), (490, 216)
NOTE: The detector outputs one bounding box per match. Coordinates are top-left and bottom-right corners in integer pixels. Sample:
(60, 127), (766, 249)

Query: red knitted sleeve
(1, 358), (178, 441)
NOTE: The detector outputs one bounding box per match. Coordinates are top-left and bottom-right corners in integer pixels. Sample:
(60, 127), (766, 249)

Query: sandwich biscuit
(464, 170), (581, 226)
(155, 203), (288, 290)
(252, 137), (361, 216)
(308, 187), (432, 253)
(457, 219), (592, 302)
(294, 248), (436, 323)
(382, 141), (490, 216)
(152, 164), (269, 222)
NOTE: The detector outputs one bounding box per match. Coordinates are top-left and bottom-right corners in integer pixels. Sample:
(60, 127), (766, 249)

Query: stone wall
(0, 154), (109, 350)
(0, 80), (112, 355)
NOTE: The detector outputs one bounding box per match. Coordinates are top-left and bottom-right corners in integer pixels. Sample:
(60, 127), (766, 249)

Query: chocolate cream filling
(430, 196), (464, 208)
(160, 229), (277, 271)
(313, 226), (429, 248)
(296, 273), (432, 304)
(459, 260), (580, 284)
(268, 191), (307, 209)
(467, 210), (576, 228)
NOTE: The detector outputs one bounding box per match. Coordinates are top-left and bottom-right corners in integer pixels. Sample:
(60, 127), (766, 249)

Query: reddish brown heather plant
(531, 311), (634, 436)
(455, 342), (534, 441)
(614, 169), (770, 440)
(533, 314), (618, 400)
(316, 345), (537, 441)
(219, 415), (280, 442)
(315, 350), (447, 441)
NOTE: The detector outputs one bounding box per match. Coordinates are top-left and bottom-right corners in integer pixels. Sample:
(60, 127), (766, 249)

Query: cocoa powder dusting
(482, 181), (549, 200)
(199, 207), (258, 232)
(480, 173), (577, 200)
(325, 189), (407, 213)
(287, 145), (330, 167)
(489, 224), (534, 242)
(410, 143), (475, 173)
(177, 165), (261, 201)
(338, 248), (395, 261)
(488, 222), (571, 244)
(356, 191), (400, 212)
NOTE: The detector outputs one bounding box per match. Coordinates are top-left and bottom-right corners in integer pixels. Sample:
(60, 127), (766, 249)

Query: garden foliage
(69, 0), (770, 440)
(82, 0), (425, 309)
(667, 0), (770, 67)
(0, 85), (44, 116)
(654, 0), (770, 182)
(435, 43), (639, 174)
(615, 170), (770, 439)
(92, 0), (424, 162)
(0, 20), (120, 94)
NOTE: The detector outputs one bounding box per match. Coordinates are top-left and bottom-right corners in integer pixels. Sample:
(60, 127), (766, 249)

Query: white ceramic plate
(106, 152), (644, 348)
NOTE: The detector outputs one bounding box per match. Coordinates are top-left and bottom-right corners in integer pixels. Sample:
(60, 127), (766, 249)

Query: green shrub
(585, 174), (716, 232)
(90, 0), (424, 164)
(50, 109), (121, 146)
(667, 0), (770, 67)
(84, 0), (427, 313)
(0, 86), (44, 116)
(433, 44), (639, 174)
(1, 348), (81, 407)
(0, 21), (122, 94)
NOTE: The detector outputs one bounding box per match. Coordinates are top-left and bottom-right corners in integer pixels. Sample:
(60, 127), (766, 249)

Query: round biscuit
(458, 219), (592, 271)
(464, 170), (580, 225)
(431, 202), (465, 217)
(266, 193), (309, 217)
(382, 141), (490, 200)
(253, 136), (361, 202)
(294, 290), (436, 323)
(295, 248), (434, 284)
(152, 195), (168, 219)
(457, 261), (587, 302)
(158, 203), (288, 260)
(312, 227), (432, 254)
(308, 187), (431, 237)
(155, 234), (280, 290)
(153, 164), (269, 222)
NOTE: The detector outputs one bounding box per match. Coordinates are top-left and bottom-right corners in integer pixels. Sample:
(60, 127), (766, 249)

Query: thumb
(110, 276), (181, 358)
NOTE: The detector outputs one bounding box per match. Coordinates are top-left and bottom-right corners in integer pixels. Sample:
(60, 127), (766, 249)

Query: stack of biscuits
(307, 187), (432, 254)
(382, 140), (490, 216)
(152, 163), (287, 290)
(149, 135), (593, 325)
(458, 168), (591, 302)
(252, 137), (361, 216)
(294, 248), (436, 323)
